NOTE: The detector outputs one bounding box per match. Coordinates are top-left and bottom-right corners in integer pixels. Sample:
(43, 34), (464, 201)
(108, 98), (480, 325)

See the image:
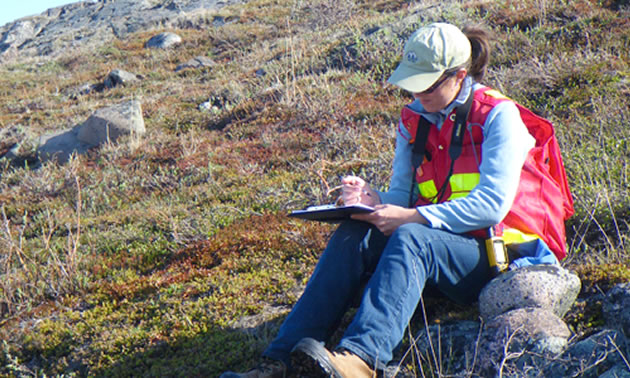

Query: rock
(0, 20), (39, 55)
(38, 100), (146, 164)
(145, 32), (182, 49)
(1, 21), (35, 45)
(542, 329), (628, 377)
(175, 55), (216, 72)
(482, 307), (571, 350)
(476, 307), (571, 375)
(104, 69), (141, 89)
(479, 264), (581, 319)
(76, 100), (145, 146)
(603, 282), (630, 336)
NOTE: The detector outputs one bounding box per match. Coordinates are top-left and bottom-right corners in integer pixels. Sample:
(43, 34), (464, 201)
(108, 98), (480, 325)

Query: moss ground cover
(0, 0), (628, 376)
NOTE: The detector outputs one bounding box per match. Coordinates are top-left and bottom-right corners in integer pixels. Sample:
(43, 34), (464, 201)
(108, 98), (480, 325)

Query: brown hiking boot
(290, 337), (376, 378)
(219, 358), (287, 378)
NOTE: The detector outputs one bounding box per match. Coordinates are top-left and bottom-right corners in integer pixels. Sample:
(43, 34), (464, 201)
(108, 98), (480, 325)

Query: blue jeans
(263, 220), (491, 370)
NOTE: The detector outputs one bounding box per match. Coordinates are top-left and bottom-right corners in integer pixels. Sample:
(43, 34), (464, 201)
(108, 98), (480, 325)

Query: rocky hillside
(0, 0), (628, 376)
(0, 0), (242, 62)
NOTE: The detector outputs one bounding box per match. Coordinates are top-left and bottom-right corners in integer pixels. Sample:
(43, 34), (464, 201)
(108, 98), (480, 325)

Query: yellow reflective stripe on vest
(502, 228), (540, 245)
(448, 192), (469, 200)
(449, 173), (480, 197)
(418, 180), (438, 203)
(418, 173), (480, 203)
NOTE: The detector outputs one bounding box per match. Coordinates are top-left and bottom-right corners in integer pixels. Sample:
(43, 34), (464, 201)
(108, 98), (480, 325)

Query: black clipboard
(288, 203), (375, 223)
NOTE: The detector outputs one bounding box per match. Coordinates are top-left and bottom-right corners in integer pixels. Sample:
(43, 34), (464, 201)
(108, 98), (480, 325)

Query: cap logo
(406, 51), (418, 63)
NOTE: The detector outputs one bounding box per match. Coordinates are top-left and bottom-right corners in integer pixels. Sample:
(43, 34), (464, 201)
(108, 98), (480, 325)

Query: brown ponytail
(463, 25), (492, 82)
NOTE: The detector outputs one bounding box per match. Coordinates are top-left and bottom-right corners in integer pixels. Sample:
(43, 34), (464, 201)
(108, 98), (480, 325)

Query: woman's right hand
(340, 176), (380, 206)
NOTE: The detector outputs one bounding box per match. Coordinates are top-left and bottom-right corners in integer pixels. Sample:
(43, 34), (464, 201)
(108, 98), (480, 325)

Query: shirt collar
(409, 77), (474, 128)
(440, 76), (474, 116)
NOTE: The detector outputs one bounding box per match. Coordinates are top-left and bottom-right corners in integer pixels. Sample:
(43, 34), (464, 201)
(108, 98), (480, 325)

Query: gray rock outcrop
(479, 264), (581, 319)
(542, 329), (629, 377)
(0, 20), (37, 59)
(603, 282), (630, 336)
(0, 0), (247, 63)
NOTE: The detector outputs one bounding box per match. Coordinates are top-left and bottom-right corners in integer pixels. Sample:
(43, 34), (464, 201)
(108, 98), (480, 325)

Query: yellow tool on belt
(486, 227), (509, 277)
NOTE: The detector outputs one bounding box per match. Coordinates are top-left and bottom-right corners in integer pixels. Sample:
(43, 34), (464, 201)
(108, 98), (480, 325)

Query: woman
(221, 22), (573, 378)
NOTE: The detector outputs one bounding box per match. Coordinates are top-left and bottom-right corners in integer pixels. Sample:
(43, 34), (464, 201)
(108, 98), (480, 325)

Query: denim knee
(328, 221), (388, 272)
(387, 223), (435, 260)
(386, 224), (489, 304)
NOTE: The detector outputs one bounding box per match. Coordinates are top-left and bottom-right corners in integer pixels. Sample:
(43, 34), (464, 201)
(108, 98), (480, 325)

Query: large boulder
(76, 100), (145, 146)
(476, 307), (571, 376)
(479, 265), (581, 319)
(38, 100), (146, 163)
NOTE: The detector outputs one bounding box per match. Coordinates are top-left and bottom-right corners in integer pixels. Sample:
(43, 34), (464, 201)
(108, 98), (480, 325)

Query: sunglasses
(419, 71), (458, 94)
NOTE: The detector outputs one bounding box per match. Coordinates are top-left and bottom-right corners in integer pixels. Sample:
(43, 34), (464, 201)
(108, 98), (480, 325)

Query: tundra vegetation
(0, 0), (628, 376)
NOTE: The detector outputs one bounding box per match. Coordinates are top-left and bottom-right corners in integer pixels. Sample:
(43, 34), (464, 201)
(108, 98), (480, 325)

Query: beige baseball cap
(387, 23), (471, 93)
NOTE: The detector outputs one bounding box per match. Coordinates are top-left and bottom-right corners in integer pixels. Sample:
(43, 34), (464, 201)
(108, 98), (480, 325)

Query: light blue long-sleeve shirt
(377, 78), (558, 266)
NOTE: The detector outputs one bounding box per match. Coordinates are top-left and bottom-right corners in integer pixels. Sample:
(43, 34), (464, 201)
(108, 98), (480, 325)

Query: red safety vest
(400, 87), (574, 260)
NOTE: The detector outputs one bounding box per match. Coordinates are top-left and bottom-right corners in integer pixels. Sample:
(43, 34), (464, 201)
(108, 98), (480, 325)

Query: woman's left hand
(351, 204), (428, 235)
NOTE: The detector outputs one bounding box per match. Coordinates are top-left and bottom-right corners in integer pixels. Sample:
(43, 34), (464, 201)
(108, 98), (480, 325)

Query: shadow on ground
(91, 312), (286, 377)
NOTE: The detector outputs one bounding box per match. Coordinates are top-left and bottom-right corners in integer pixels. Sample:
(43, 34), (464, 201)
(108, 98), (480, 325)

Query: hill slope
(0, 0), (628, 376)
